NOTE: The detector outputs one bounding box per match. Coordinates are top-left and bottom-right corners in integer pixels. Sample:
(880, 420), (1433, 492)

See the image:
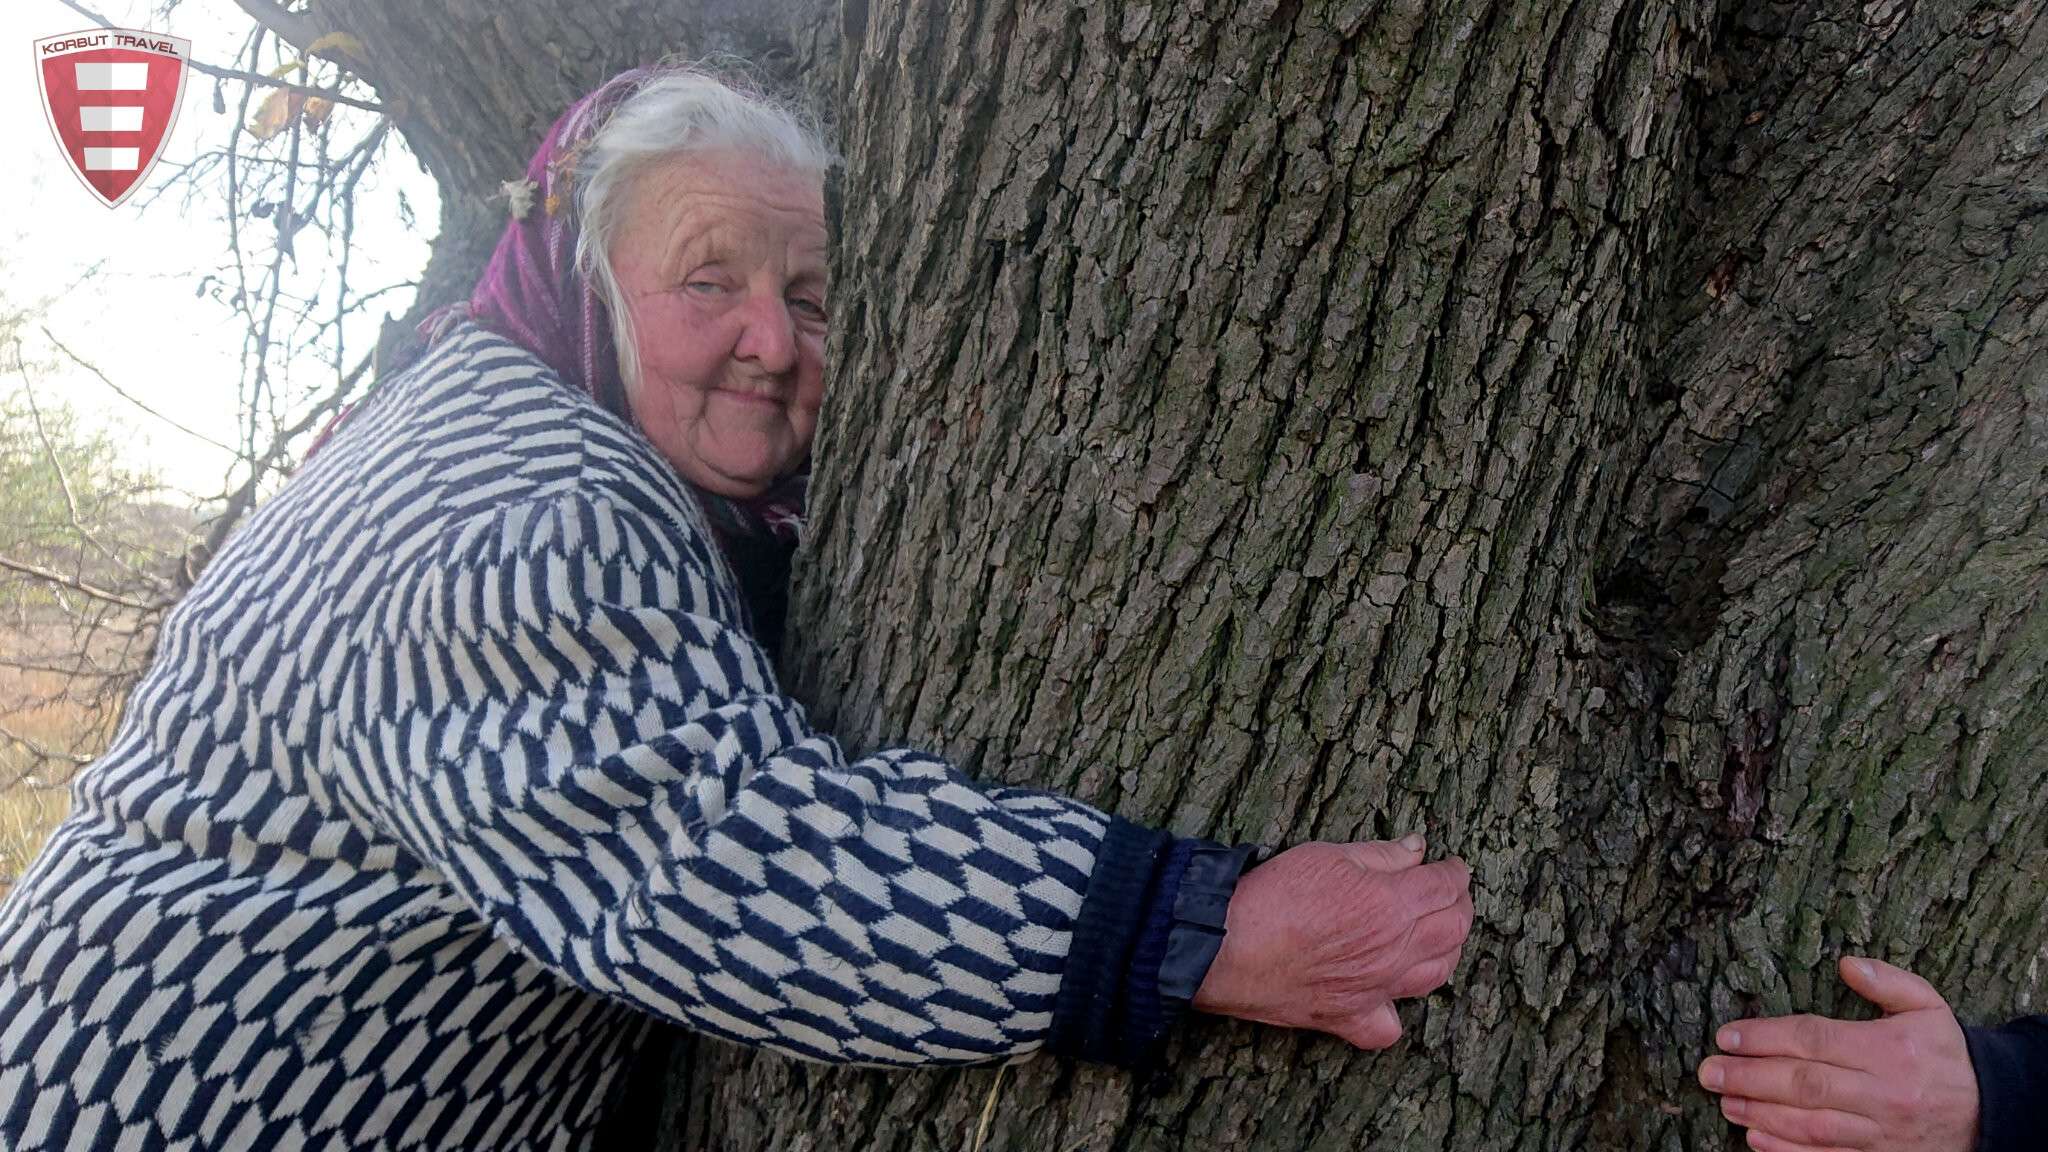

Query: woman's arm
(334, 488), (1469, 1067)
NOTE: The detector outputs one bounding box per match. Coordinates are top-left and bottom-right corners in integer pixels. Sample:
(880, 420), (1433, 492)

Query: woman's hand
(1698, 956), (1980, 1152)
(1191, 836), (1473, 1049)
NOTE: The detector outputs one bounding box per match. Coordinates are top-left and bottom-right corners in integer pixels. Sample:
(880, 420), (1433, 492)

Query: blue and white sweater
(0, 325), (1230, 1151)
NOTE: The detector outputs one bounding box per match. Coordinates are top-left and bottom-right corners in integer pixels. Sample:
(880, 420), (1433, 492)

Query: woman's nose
(732, 292), (799, 374)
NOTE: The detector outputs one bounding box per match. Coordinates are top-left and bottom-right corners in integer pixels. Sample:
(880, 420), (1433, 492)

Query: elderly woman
(0, 68), (1472, 1148)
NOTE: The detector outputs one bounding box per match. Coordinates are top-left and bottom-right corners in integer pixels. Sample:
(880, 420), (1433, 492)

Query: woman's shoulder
(152, 324), (745, 668)
(397, 327), (738, 590)
(274, 321), (723, 581)
(383, 320), (606, 428)
(329, 324), (656, 494)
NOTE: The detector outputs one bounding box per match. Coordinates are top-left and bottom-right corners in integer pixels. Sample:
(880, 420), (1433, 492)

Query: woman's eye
(683, 280), (727, 296)
(789, 297), (827, 320)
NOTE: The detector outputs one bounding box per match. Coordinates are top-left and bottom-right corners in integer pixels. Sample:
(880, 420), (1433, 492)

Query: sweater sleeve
(1965, 1016), (2048, 1152)
(329, 488), (1201, 1067)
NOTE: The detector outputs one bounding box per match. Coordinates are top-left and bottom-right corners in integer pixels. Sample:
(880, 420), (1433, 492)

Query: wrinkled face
(609, 150), (828, 498)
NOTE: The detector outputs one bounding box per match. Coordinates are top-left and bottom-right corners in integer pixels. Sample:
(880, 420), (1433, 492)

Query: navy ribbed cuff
(1048, 817), (1172, 1065)
(1117, 839), (1196, 1068)
(1050, 822), (1261, 1070)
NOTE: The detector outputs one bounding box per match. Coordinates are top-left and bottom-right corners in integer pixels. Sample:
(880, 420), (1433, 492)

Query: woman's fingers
(1699, 962), (1976, 1152)
(1339, 837), (1427, 873)
(1719, 1096), (1880, 1150)
(1699, 1055), (1877, 1114)
(1333, 1001), (1403, 1050)
(1386, 953), (1458, 999)
(1406, 901), (1473, 965)
(1380, 894), (1472, 998)
(1391, 856), (1472, 916)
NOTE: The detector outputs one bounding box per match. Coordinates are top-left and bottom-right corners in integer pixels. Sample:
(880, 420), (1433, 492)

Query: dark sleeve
(1965, 1016), (2048, 1152)
(1047, 820), (1258, 1068)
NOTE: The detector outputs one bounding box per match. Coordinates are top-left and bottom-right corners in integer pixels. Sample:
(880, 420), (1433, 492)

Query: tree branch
(54, 0), (385, 114)
(0, 554), (157, 612)
(40, 328), (242, 456)
(224, 0), (324, 53)
(0, 722), (95, 770)
(185, 345), (374, 587)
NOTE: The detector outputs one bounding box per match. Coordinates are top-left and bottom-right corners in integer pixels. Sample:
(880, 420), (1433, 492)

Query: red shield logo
(35, 29), (191, 209)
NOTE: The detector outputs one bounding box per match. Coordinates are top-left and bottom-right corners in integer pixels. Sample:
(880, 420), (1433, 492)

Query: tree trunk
(686, 0), (2048, 1148)
(295, 0), (2048, 1147)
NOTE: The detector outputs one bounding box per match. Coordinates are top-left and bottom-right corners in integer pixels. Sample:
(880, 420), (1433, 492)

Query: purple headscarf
(449, 68), (649, 419)
(311, 66), (807, 544)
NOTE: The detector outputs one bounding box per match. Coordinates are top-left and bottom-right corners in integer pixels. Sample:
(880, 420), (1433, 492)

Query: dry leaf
(304, 32), (366, 62)
(248, 89), (307, 140)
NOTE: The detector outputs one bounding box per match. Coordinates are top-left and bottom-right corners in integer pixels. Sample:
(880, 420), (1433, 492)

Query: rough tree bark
(271, 0), (2048, 1147)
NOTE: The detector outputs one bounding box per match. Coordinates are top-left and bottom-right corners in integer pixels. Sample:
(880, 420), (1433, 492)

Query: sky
(2, 0), (434, 501)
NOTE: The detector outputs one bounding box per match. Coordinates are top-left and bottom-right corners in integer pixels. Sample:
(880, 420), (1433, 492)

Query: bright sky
(2, 0), (435, 501)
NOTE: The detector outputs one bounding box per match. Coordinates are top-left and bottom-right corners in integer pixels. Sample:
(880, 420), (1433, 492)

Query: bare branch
(190, 345), (372, 573)
(0, 654), (138, 678)
(56, 0), (386, 113)
(224, 0), (323, 53)
(40, 328), (242, 456)
(193, 62), (385, 116)
(0, 722), (94, 767)
(0, 555), (158, 612)
(15, 348), (87, 535)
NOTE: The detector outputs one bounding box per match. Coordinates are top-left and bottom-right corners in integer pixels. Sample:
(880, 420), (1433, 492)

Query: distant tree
(0, 378), (166, 607)
(0, 274), (182, 783)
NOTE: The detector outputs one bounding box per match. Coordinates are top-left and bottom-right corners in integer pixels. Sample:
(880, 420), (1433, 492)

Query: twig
(191, 61), (381, 115)
(54, 0), (384, 113)
(0, 723), (94, 769)
(240, 105), (302, 466)
(40, 328), (242, 455)
(16, 349), (87, 533)
(190, 347), (373, 577)
(223, 26), (259, 342)
(970, 1064), (1007, 1152)
(329, 121), (391, 382)
(311, 280), (420, 340)
(225, 0), (323, 53)
(0, 555), (158, 612)
(13, 351), (172, 596)
(0, 655), (133, 678)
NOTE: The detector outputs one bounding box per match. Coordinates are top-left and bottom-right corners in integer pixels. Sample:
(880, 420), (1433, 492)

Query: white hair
(575, 66), (835, 393)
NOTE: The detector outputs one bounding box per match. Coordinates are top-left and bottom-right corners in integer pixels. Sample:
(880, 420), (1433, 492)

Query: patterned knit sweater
(0, 326), (1197, 1151)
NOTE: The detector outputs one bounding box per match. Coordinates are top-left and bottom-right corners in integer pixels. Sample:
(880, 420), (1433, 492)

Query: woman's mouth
(716, 389), (784, 409)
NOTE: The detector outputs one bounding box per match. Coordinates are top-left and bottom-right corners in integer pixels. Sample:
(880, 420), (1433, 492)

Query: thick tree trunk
(683, 0), (2048, 1149)
(295, 0), (2048, 1146)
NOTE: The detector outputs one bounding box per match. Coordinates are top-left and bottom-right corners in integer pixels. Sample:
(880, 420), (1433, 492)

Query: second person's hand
(1698, 956), (1980, 1152)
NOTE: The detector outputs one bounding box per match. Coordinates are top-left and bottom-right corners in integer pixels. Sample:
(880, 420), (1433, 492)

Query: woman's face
(609, 150), (828, 498)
